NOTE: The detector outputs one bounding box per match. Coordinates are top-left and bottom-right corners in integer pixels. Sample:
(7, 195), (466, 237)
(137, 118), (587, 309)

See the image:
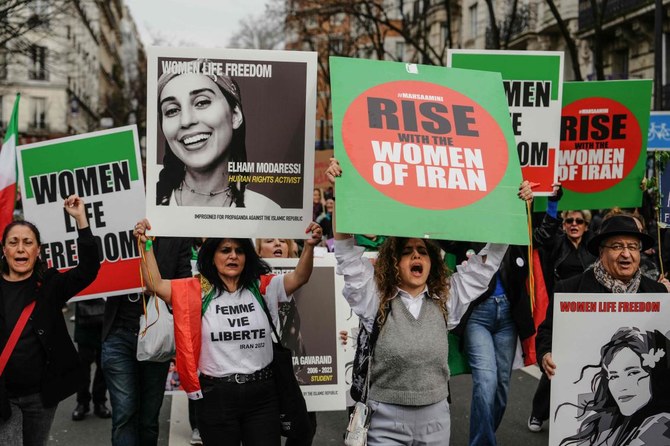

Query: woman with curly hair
(326, 159), (531, 445)
(156, 58), (279, 209)
(559, 327), (670, 446)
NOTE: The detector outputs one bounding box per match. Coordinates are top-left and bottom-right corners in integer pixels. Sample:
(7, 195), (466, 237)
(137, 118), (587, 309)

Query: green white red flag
(0, 94), (20, 234)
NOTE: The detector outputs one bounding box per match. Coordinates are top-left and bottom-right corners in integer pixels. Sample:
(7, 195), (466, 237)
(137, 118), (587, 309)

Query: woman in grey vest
(326, 159), (533, 445)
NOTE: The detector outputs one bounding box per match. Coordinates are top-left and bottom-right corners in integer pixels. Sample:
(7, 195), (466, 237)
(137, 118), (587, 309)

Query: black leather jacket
(533, 213), (596, 295)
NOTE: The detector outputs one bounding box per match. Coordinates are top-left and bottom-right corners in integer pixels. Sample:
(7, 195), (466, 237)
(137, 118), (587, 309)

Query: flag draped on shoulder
(0, 94), (20, 234)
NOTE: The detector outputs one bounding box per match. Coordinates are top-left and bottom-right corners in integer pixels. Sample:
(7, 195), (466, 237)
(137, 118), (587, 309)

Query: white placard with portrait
(145, 47), (317, 239)
(550, 293), (670, 446)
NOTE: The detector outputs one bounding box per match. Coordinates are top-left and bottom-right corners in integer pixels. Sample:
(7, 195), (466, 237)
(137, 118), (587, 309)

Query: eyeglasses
(601, 243), (641, 252)
(565, 218), (585, 225)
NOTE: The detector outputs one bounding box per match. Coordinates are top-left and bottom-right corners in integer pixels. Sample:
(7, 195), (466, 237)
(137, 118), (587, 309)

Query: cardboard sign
(145, 48), (317, 239)
(448, 50), (564, 195)
(536, 80), (652, 211)
(550, 293), (670, 446)
(330, 57), (528, 244)
(17, 127), (145, 300)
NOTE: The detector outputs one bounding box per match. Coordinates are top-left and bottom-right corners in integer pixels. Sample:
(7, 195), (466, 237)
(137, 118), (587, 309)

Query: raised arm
(325, 158), (351, 242)
(283, 222), (323, 295)
(446, 181), (535, 328)
(134, 219), (173, 304)
(57, 195), (101, 301)
(532, 182), (562, 247)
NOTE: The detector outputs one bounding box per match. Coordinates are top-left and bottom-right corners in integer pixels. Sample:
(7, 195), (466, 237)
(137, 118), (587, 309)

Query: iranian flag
(0, 94), (20, 234)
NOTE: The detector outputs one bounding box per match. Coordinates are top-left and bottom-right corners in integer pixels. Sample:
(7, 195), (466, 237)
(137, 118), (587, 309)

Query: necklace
(180, 179), (230, 197)
(177, 180), (233, 206)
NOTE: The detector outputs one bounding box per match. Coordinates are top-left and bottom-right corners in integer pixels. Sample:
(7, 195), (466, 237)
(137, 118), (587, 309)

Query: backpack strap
(249, 280), (281, 342)
(0, 301), (36, 376)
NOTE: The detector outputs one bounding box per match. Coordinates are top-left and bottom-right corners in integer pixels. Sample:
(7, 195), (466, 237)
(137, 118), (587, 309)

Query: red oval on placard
(342, 80), (508, 210)
(559, 98), (641, 193)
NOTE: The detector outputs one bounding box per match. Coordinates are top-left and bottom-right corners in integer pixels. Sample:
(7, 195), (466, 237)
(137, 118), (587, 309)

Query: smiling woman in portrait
(156, 58), (279, 209)
(559, 327), (670, 446)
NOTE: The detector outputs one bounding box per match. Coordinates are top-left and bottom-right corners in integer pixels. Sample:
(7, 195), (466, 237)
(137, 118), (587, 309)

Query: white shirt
(398, 287), (429, 319)
(199, 275), (289, 376)
(334, 237), (508, 332)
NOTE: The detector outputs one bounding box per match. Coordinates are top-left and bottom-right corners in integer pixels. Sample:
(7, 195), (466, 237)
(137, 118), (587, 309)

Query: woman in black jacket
(0, 194), (100, 445)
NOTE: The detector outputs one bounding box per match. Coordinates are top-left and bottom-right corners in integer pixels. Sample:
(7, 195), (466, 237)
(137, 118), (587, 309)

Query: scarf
(593, 259), (641, 293)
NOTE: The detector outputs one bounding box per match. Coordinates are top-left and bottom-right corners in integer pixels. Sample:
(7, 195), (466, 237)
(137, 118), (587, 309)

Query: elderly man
(536, 214), (667, 379)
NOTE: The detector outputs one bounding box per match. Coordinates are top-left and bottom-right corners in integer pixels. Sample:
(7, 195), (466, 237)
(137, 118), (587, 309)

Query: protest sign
(648, 111), (670, 151)
(266, 255), (353, 411)
(448, 50), (564, 195)
(17, 126), (144, 300)
(145, 48), (317, 239)
(550, 293), (670, 446)
(330, 57), (528, 244)
(536, 80), (652, 211)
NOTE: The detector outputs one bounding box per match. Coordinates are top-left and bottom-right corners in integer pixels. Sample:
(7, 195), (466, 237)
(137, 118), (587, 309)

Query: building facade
(0, 0), (146, 143)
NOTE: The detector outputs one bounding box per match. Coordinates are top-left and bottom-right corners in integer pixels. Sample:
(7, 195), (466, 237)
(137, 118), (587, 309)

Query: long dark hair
(156, 60), (248, 207)
(197, 238), (271, 294)
(559, 327), (670, 445)
(1, 220), (47, 280)
(374, 237), (450, 325)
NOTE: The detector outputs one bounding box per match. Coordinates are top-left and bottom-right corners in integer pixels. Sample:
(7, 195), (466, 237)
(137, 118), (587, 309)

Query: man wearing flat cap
(536, 214), (668, 379)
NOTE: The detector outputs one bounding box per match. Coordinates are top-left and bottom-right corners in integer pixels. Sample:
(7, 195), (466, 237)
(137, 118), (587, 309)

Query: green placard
(534, 80), (652, 211)
(330, 57), (528, 244)
(21, 130), (139, 199)
(449, 50), (564, 196)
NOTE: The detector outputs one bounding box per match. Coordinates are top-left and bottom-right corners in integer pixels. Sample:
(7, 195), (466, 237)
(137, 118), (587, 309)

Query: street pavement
(48, 369), (550, 445)
(48, 313), (551, 445)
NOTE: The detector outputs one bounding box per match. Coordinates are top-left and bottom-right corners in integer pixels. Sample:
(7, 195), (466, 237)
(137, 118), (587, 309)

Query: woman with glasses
(528, 189), (597, 433)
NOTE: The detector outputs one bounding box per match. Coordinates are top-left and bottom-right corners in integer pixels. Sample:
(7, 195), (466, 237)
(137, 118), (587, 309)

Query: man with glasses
(535, 214), (667, 383)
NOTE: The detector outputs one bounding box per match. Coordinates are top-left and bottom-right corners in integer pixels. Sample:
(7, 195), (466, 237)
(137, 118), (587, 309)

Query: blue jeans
(464, 295), (517, 446)
(0, 392), (57, 446)
(101, 328), (170, 446)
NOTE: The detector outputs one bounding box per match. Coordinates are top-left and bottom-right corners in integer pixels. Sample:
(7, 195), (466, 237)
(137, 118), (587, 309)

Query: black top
(556, 245), (584, 281)
(0, 277), (45, 396)
(0, 226), (100, 418)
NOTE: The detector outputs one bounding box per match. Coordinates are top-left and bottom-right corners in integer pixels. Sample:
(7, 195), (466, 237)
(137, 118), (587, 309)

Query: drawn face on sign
(558, 98), (641, 193)
(605, 347), (652, 416)
(341, 80), (509, 210)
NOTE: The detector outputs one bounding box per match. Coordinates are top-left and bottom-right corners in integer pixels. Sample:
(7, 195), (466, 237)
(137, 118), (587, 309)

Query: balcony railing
(579, 0), (654, 31)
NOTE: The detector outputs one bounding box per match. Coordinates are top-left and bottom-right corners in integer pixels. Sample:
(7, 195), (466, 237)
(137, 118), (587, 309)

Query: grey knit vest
(369, 297), (450, 406)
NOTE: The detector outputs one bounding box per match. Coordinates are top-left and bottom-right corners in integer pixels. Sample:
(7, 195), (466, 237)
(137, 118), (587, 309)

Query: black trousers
(531, 373), (550, 421)
(284, 411), (317, 446)
(76, 343), (107, 405)
(196, 377), (280, 446)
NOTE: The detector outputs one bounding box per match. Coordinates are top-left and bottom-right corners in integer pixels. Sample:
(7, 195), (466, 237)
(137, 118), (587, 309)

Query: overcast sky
(125, 0), (270, 47)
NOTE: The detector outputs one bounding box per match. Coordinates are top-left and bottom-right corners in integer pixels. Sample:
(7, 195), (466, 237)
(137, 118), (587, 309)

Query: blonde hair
(561, 209), (592, 224)
(255, 238), (297, 258)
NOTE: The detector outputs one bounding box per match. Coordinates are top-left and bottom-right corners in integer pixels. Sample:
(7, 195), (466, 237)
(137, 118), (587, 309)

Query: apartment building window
(30, 0), (49, 27)
(32, 0), (47, 15)
(29, 45), (47, 80)
(469, 3), (478, 39)
(395, 41), (405, 61)
(611, 49), (629, 79)
(441, 21), (450, 45)
(0, 50), (7, 79)
(31, 97), (46, 129)
(330, 38), (344, 55)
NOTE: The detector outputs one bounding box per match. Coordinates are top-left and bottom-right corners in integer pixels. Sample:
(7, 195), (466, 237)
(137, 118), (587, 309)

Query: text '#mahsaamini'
(160, 60), (273, 78)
